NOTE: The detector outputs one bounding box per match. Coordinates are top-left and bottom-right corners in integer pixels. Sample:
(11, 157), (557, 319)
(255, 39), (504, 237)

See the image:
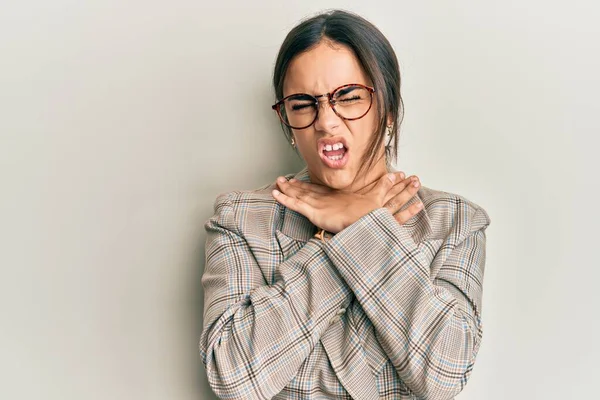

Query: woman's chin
(317, 169), (354, 190)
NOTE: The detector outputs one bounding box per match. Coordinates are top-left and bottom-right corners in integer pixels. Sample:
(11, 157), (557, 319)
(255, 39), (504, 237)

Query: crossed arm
(200, 193), (353, 399)
(321, 206), (491, 399)
(200, 193), (490, 399)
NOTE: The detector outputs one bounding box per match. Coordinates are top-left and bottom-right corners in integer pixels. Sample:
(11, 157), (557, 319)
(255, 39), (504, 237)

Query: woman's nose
(313, 99), (340, 131)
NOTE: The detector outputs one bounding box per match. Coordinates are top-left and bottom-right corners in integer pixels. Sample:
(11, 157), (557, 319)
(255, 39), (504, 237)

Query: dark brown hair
(272, 9), (403, 179)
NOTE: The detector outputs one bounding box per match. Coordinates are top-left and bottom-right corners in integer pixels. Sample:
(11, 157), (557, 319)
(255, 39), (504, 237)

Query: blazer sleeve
(199, 193), (353, 400)
(321, 206), (491, 400)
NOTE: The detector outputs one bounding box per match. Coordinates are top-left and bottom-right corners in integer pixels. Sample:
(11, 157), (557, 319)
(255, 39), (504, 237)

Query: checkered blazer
(200, 166), (491, 399)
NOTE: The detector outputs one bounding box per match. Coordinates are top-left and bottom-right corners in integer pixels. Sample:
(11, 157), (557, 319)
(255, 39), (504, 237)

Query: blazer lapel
(274, 167), (317, 260)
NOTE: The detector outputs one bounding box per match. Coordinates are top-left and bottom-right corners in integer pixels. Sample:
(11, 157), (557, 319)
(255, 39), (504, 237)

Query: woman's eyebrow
(334, 86), (359, 97)
(287, 93), (315, 101)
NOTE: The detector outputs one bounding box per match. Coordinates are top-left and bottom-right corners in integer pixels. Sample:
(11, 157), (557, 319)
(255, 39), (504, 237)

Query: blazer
(200, 166), (491, 400)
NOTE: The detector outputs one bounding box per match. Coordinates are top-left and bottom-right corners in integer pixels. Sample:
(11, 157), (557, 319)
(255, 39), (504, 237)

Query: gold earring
(386, 124), (393, 135)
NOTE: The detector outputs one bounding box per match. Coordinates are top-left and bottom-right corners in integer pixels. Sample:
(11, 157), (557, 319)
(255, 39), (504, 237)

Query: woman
(200, 9), (491, 400)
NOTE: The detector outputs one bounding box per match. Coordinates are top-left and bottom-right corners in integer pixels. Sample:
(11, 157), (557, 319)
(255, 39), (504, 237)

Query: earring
(386, 124), (393, 135)
(291, 137), (296, 147)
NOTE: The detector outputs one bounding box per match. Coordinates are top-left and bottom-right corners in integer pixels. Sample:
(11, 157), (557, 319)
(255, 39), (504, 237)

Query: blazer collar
(276, 166), (433, 246)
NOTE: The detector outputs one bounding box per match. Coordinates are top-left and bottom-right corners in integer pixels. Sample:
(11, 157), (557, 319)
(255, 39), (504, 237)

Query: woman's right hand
(272, 171), (424, 233)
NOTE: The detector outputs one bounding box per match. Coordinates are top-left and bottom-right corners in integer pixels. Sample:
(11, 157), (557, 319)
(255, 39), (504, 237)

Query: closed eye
(291, 103), (315, 111)
(338, 96), (360, 103)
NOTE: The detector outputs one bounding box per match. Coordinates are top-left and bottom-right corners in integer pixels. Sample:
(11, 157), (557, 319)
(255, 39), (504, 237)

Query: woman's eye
(291, 103), (314, 111)
(339, 96), (361, 103)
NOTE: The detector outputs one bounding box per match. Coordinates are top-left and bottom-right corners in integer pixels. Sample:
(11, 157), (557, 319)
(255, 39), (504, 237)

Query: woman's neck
(307, 157), (390, 194)
(347, 158), (391, 193)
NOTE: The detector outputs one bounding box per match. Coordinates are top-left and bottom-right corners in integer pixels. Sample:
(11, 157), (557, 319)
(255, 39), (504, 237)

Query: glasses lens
(332, 86), (372, 119)
(281, 94), (317, 128)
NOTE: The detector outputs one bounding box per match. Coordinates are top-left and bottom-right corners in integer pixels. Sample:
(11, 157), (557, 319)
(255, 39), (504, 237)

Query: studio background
(1, 1), (598, 399)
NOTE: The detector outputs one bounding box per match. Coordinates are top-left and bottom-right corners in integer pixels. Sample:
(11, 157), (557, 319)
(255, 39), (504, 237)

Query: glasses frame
(271, 83), (376, 130)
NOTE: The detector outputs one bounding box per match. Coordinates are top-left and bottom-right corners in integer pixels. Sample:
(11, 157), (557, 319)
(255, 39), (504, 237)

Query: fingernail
(399, 172), (405, 179)
(289, 178), (296, 183)
(387, 173), (396, 182)
(272, 190), (280, 196)
(415, 202), (422, 208)
(277, 177), (286, 183)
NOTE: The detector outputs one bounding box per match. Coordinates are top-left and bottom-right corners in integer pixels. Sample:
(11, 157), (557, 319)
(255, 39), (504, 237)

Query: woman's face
(283, 40), (386, 191)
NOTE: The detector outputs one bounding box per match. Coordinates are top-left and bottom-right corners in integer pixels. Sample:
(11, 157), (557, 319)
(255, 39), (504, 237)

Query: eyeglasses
(271, 83), (376, 130)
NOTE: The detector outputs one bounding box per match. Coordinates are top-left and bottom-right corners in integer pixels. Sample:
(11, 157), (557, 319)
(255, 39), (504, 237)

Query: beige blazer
(200, 166), (491, 399)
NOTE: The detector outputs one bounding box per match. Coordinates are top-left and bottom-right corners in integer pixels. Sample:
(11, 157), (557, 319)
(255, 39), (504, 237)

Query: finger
(353, 171), (398, 195)
(367, 171), (404, 197)
(272, 189), (314, 218)
(392, 171), (406, 181)
(276, 177), (319, 205)
(288, 178), (331, 194)
(393, 201), (423, 225)
(383, 175), (417, 204)
(383, 176), (421, 215)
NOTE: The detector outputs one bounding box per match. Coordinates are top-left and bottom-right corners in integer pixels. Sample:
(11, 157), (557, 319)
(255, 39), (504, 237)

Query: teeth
(323, 142), (345, 152)
(327, 155), (343, 161)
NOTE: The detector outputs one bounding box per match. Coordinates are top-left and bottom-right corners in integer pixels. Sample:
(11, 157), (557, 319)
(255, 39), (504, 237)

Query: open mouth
(319, 141), (349, 169)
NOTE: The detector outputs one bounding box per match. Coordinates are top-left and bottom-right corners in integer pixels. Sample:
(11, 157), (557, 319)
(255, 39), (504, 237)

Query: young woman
(200, 9), (491, 400)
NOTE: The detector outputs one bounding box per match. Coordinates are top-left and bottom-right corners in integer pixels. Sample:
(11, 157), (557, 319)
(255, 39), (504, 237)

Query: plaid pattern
(200, 166), (491, 399)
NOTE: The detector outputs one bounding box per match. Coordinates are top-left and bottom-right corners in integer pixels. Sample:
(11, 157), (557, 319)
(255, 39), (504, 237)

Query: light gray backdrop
(1, 1), (598, 399)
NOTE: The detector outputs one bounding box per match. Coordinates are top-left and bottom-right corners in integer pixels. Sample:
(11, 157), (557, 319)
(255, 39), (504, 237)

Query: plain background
(1, 0), (599, 399)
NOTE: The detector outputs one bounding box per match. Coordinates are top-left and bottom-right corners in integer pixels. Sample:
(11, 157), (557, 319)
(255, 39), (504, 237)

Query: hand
(271, 171), (424, 234)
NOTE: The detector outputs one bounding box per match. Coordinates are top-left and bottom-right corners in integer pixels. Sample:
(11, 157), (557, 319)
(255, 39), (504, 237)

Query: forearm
(322, 207), (489, 399)
(201, 205), (352, 399)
